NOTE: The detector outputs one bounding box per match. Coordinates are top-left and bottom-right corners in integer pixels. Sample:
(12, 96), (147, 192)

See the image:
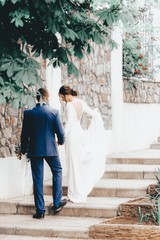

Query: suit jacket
(21, 103), (65, 157)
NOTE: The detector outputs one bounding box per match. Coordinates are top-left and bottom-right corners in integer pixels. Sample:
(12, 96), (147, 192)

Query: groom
(20, 88), (67, 219)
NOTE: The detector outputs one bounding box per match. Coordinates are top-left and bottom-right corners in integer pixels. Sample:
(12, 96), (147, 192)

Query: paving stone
(150, 143), (160, 149)
(104, 164), (159, 179)
(0, 236), (73, 240)
(107, 149), (160, 164)
(44, 178), (157, 198)
(0, 215), (103, 239)
(0, 195), (131, 218)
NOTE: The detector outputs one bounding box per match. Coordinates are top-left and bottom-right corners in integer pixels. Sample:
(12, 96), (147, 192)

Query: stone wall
(0, 106), (22, 158)
(124, 78), (160, 103)
(61, 43), (112, 129)
(89, 223), (160, 239)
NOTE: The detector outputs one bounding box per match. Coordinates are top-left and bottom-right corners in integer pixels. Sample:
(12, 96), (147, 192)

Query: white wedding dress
(64, 98), (106, 203)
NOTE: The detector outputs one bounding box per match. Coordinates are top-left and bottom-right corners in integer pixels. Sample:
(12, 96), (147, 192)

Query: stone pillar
(46, 64), (62, 110)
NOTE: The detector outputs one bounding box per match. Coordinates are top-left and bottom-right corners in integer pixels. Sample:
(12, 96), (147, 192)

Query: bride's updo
(59, 85), (78, 96)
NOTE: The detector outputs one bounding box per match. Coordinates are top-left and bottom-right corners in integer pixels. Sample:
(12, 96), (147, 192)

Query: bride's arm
(65, 103), (74, 137)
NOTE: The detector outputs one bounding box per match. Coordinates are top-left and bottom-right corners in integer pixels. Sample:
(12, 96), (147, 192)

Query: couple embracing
(20, 85), (106, 219)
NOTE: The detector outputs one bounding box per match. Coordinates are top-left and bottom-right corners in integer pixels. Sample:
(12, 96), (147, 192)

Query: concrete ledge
(0, 202), (17, 214)
(107, 157), (160, 164)
(104, 163), (158, 179)
(44, 178), (156, 198)
(0, 215), (103, 239)
(0, 195), (128, 218)
(107, 149), (160, 165)
(150, 143), (160, 149)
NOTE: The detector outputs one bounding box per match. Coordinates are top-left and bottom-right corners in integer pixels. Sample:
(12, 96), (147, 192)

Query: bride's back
(71, 99), (83, 122)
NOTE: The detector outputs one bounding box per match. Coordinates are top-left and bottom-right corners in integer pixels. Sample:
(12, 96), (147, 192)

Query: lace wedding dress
(63, 98), (106, 203)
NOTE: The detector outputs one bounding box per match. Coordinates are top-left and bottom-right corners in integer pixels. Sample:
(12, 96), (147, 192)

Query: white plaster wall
(121, 103), (160, 151)
(108, 27), (160, 154)
(0, 156), (54, 200)
(0, 156), (32, 199)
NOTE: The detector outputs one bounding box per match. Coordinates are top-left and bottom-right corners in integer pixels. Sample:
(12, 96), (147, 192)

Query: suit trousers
(30, 156), (62, 214)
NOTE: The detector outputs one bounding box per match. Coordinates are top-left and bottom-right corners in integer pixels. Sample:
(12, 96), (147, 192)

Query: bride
(58, 85), (107, 203)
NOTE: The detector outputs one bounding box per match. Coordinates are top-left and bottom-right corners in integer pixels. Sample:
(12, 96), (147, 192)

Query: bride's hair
(37, 88), (49, 102)
(59, 85), (78, 96)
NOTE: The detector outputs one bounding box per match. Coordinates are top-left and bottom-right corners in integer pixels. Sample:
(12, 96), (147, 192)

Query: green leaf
(12, 98), (20, 109)
(27, 58), (41, 69)
(11, 0), (20, 4)
(37, 75), (43, 87)
(20, 93), (28, 105)
(66, 48), (72, 57)
(64, 28), (79, 41)
(0, 0), (6, 6)
(50, 21), (59, 34)
(27, 71), (37, 84)
(86, 44), (92, 54)
(68, 62), (79, 76)
(21, 71), (30, 85)
(0, 63), (11, 71)
(0, 76), (4, 85)
(78, 30), (88, 42)
(92, 32), (104, 45)
(57, 47), (68, 64)
(53, 60), (59, 68)
(12, 91), (21, 98)
(0, 94), (6, 104)
(14, 70), (25, 81)
(15, 18), (24, 27)
(7, 64), (14, 77)
(96, 9), (108, 21)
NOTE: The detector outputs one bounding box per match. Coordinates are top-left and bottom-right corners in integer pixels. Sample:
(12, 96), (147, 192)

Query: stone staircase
(0, 149), (160, 239)
(150, 136), (160, 149)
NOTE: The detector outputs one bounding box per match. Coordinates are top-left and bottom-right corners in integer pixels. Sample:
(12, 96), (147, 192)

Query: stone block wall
(0, 106), (22, 158)
(89, 223), (160, 240)
(124, 78), (160, 103)
(61, 43), (112, 129)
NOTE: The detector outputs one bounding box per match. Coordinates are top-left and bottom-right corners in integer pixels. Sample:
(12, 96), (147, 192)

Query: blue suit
(21, 103), (65, 214)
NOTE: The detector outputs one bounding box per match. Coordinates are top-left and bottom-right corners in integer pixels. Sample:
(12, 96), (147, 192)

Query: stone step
(0, 215), (103, 239)
(0, 195), (131, 218)
(44, 178), (156, 198)
(150, 143), (160, 149)
(107, 149), (160, 165)
(104, 164), (158, 179)
(0, 236), (74, 240)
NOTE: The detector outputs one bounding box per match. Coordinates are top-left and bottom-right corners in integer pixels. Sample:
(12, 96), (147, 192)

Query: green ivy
(0, 50), (42, 108)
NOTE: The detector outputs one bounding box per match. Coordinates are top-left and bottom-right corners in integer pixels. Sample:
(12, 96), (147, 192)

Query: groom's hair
(59, 85), (78, 96)
(37, 88), (50, 102)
